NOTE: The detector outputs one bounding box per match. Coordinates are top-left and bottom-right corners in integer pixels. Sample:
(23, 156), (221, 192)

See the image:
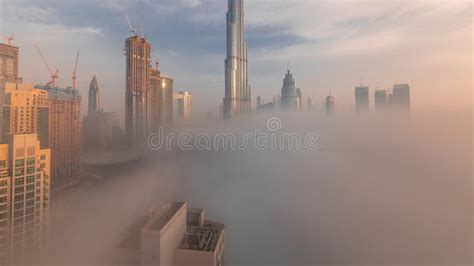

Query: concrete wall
(141, 203), (187, 266)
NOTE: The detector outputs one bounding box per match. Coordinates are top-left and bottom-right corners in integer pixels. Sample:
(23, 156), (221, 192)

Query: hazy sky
(0, 0), (472, 116)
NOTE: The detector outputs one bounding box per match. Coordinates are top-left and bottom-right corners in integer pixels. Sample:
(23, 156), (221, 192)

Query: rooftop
(143, 202), (186, 232)
(178, 221), (224, 252)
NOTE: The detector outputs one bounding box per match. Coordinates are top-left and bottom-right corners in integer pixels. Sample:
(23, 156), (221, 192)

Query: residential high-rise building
(374, 89), (388, 112)
(256, 96), (262, 107)
(149, 64), (161, 133)
(355, 86), (369, 113)
(82, 111), (121, 151)
(325, 94), (335, 115)
(0, 42), (21, 83)
(296, 88), (303, 111)
(88, 75), (100, 115)
(392, 84), (411, 111)
(173, 91), (191, 121)
(0, 78), (4, 143)
(307, 98), (315, 111)
(0, 134), (50, 265)
(125, 35), (152, 147)
(224, 0), (251, 119)
(35, 86), (81, 188)
(280, 69), (298, 111)
(3, 83), (49, 148)
(159, 76), (174, 129)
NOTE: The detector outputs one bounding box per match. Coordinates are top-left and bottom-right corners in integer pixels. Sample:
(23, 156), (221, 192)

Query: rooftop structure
(115, 202), (225, 266)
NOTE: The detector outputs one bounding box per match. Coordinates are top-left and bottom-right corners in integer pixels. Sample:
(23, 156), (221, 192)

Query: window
(14, 168), (24, 177)
(0, 205), (7, 212)
(0, 197), (6, 203)
(14, 194), (24, 202)
(0, 213), (6, 220)
(0, 188), (7, 195)
(26, 200), (34, 207)
(0, 180), (7, 187)
(26, 166), (35, 174)
(26, 192), (34, 200)
(15, 159), (24, 167)
(14, 187), (24, 194)
(26, 158), (35, 166)
(0, 160), (6, 168)
(40, 155), (46, 160)
(26, 176), (34, 184)
(14, 202), (23, 210)
(26, 184), (34, 192)
(13, 210), (23, 219)
(14, 178), (24, 186)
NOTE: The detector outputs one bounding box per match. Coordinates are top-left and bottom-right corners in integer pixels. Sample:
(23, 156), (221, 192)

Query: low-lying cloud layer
(47, 110), (473, 265)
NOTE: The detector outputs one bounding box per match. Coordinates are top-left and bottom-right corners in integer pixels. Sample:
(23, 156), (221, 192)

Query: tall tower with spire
(224, 0), (251, 119)
(88, 75), (100, 115)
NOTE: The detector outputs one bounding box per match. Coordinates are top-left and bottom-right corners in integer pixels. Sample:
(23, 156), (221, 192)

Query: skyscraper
(1, 134), (50, 265)
(355, 86), (369, 113)
(88, 75), (100, 115)
(125, 35), (152, 147)
(35, 85), (81, 189)
(280, 69), (298, 111)
(149, 64), (161, 133)
(0, 42), (21, 83)
(174, 91), (192, 121)
(374, 89), (388, 113)
(296, 88), (303, 111)
(159, 76), (174, 130)
(325, 94), (335, 115)
(224, 0), (251, 119)
(0, 78), (4, 143)
(392, 84), (411, 111)
(3, 83), (50, 148)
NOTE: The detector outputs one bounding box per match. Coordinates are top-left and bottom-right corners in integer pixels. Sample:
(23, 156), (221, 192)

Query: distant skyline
(1, 0), (471, 117)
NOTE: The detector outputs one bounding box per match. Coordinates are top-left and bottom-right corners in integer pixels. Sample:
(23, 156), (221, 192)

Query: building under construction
(125, 35), (152, 148)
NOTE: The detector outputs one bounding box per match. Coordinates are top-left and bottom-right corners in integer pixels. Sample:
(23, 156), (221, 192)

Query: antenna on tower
(124, 12), (136, 35)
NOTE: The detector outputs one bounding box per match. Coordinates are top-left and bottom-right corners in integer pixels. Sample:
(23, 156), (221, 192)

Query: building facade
(125, 35), (152, 147)
(174, 92), (191, 121)
(374, 90), (388, 113)
(159, 76), (174, 130)
(355, 86), (369, 113)
(35, 86), (81, 188)
(0, 134), (50, 265)
(280, 69), (298, 111)
(0, 43), (21, 83)
(82, 111), (121, 151)
(3, 83), (49, 148)
(88, 75), (100, 115)
(224, 0), (251, 119)
(325, 95), (335, 115)
(391, 84), (411, 111)
(0, 78), (4, 143)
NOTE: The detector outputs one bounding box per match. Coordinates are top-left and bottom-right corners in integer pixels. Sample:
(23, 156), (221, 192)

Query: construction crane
(34, 44), (59, 87)
(72, 50), (80, 89)
(124, 12), (136, 35)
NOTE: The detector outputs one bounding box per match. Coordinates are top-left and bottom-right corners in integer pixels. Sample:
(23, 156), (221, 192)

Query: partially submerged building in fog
(116, 202), (225, 266)
(325, 94), (335, 115)
(0, 134), (50, 265)
(141, 202), (225, 266)
(355, 86), (369, 113)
